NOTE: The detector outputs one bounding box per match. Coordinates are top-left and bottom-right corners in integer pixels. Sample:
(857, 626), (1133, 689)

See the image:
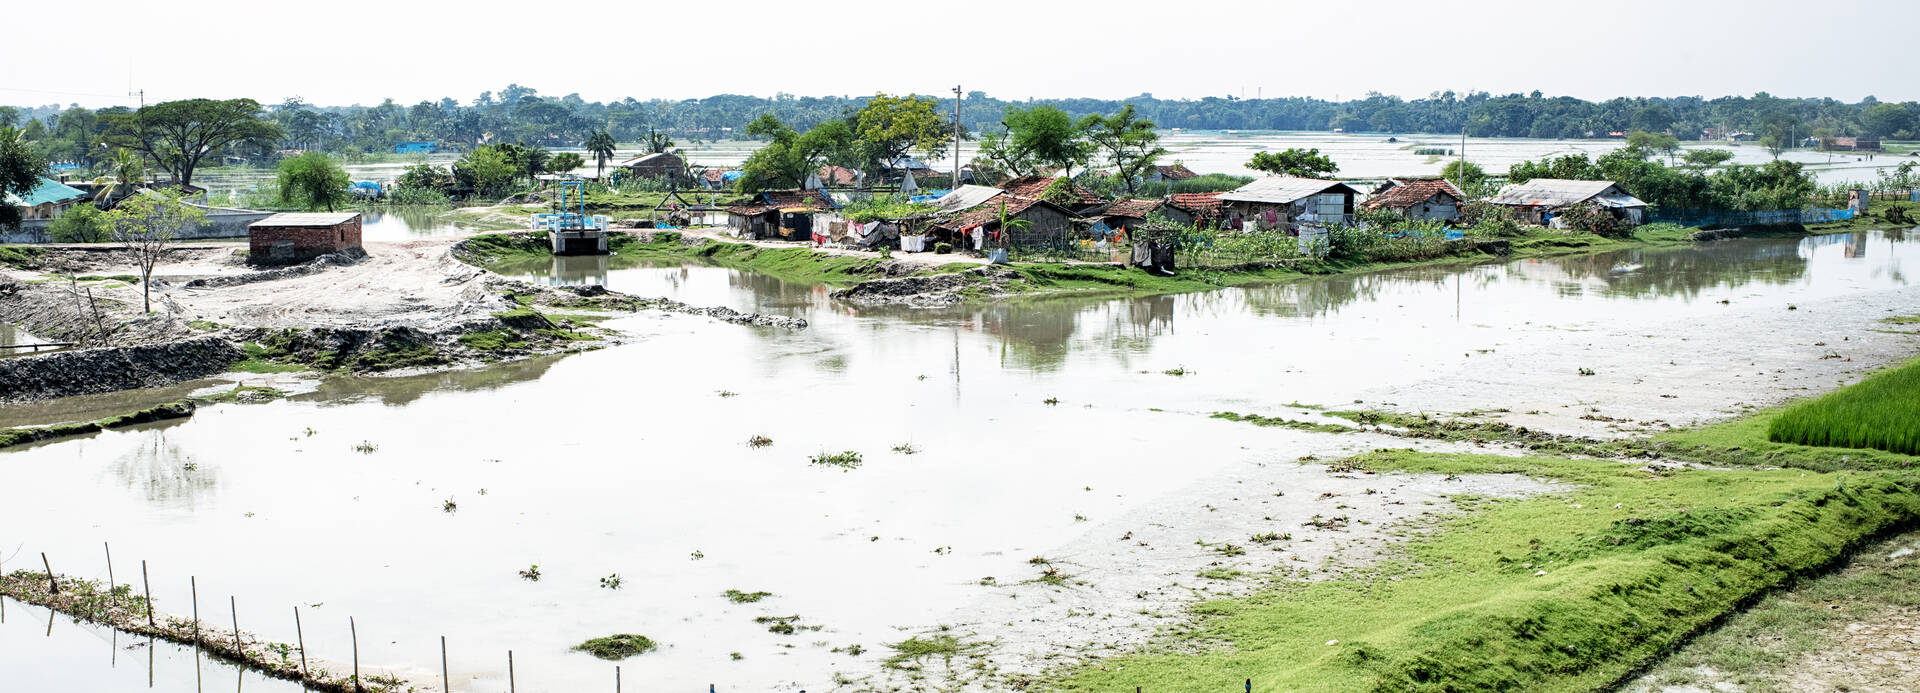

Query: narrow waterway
(1, 229), (1915, 691)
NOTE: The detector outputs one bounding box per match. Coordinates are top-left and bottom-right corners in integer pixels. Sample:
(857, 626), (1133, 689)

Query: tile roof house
(1169, 192), (1227, 220)
(930, 195), (1074, 238)
(818, 166), (861, 187)
(999, 175), (1106, 212)
(725, 189), (836, 240)
(1363, 178), (1466, 222)
(619, 152), (685, 180)
(1098, 196), (1199, 231)
(1146, 163), (1199, 183)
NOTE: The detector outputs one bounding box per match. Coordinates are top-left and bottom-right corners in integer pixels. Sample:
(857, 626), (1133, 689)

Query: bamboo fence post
(508, 650), (515, 693)
(441, 635), (449, 692)
(191, 576), (200, 642)
(141, 560), (153, 627)
(41, 552), (56, 594)
(231, 595), (242, 656)
(616, 665), (622, 692)
(104, 542), (114, 593)
(351, 616), (361, 693)
(294, 606), (309, 681)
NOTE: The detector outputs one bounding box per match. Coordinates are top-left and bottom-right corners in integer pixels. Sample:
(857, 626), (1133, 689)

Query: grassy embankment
(1079, 364), (1920, 692)
(1804, 198), (1919, 233)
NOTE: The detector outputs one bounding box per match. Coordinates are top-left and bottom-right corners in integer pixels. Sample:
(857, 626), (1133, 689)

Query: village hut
(1363, 178), (1467, 223)
(1487, 179), (1647, 227)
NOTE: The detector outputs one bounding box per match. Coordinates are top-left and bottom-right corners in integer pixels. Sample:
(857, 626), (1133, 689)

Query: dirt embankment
(0, 235), (805, 403)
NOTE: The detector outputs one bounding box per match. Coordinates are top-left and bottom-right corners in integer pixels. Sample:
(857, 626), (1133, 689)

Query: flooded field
(2, 230), (1917, 691)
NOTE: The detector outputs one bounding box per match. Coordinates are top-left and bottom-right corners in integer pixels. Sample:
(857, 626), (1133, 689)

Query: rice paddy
(1767, 357), (1920, 455)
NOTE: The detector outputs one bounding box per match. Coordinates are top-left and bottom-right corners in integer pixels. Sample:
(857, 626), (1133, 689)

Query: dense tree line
(7, 88), (1916, 166)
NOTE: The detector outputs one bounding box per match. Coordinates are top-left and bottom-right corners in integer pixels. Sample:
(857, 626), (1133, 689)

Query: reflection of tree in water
(111, 430), (218, 506)
(725, 269), (824, 314)
(1237, 270), (1417, 318)
(299, 354), (562, 407)
(1550, 239), (1809, 299)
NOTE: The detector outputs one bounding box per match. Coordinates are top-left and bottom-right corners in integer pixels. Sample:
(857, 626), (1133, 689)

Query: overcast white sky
(6, 0), (1916, 109)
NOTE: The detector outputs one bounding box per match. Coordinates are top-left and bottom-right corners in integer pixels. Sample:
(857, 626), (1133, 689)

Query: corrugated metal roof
(1488, 179), (1640, 208)
(4, 177), (87, 207)
(251, 212), (361, 227)
(931, 185), (1006, 213)
(1218, 177), (1356, 204)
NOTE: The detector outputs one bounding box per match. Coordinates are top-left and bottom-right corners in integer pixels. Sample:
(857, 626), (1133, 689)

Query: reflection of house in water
(549, 254), (612, 286)
(1845, 232), (1869, 258)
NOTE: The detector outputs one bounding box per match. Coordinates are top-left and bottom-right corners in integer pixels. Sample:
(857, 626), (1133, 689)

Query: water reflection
(300, 352), (563, 407)
(357, 207), (475, 241)
(110, 430), (219, 506)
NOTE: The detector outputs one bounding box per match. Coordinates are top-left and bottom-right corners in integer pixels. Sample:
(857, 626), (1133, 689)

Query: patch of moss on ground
(1210, 411), (1354, 433)
(0, 246), (46, 269)
(457, 330), (530, 352)
(230, 342), (305, 374)
(1053, 449), (1920, 693)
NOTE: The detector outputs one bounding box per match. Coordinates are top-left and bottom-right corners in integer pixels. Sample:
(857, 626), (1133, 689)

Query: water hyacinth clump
(1768, 357), (1920, 455)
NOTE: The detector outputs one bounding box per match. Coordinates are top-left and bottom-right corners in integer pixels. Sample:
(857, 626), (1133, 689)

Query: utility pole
(953, 85), (962, 189)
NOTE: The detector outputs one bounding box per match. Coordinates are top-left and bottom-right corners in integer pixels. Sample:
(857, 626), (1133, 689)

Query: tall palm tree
(584, 131), (616, 180)
(644, 127), (674, 154)
(92, 148), (146, 204)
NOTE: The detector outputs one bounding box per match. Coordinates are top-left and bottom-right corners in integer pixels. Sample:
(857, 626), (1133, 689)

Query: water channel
(1, 228), (1915, 691)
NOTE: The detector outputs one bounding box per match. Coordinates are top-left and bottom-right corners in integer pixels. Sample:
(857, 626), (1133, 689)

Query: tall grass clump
(1768, 357), (1920, 455)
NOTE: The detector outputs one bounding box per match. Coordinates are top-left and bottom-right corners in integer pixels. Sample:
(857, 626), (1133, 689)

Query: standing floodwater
(1, 230), (1915, 691)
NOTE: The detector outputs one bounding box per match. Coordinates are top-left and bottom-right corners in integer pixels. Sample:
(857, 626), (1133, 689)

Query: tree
(1625, 131), (1680, 164)
(276, 152), (352, 212)
(584, 131), (617, 179)
(736, 115), (854, 193)
(974, 106), (1089, 180)
(1508, 154), (1604, 184)
(643, 127), (673, 154)
(1682, 148), (1735, 171)
(547, 152), (585, 175)
(100, 98), (280, 188)
(1860, 103), (1916, 139)
(91, 149), (146, 203)
(1759, 135), (1787, 160)
(46, 204), (110, 242)
(852, 94), (951, 175)
(1246, 148), (1339, 178)
(107, 189), (204, 313)
(454, 146), (516, 198)
(0, 127), (48, 230)
(1441, 160), (1487, 187)
(1080, 105), (1167, 193)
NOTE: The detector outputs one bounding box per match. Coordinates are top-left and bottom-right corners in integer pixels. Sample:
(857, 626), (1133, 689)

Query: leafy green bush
(1768, 357), (1920, 455)
(47, 204), (110, 242)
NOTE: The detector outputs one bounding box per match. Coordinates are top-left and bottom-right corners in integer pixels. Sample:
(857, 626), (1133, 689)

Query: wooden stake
(441, 635), (449, 693)
(294, 606), (308, 681)
(350, 617), (361, 693)
(105, 542), (115, 593)
(231, 595), (241, 656)
(616, 665), (622, 692)
(41, 552), (57, 594)
(141, 560), (153, 627)
(190, 576), (199, 641)
(508, 650), (515, 693)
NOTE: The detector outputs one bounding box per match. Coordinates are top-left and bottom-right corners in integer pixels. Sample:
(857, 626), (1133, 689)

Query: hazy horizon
(5, 0), (1916, 111)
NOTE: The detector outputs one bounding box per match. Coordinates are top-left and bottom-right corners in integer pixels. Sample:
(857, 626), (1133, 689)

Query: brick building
(248, 212), (363, 265)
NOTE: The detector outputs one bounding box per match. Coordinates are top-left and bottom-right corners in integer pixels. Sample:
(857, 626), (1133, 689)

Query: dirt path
(167, 238), (508, 331)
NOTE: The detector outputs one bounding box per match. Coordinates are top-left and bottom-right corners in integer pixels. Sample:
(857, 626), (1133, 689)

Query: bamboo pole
(294, 606), (309, 682)
(508, 650), (515, 693)
(231, 596), (242, 656)
(105, 542), (114, 593)
(351, 617), (361, 693)
(441, 635), (449, 692)
(41, 552), (57, 594)
(141, 560), (153, 626)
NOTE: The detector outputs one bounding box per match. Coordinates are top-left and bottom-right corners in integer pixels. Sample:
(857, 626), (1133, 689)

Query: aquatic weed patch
(1053, 449), (1920, 693)
(810, 450), (863, 469)
(572, 634), (658, 660)
(723, 589), (772, 604)
(1767, 357), (1920, 455)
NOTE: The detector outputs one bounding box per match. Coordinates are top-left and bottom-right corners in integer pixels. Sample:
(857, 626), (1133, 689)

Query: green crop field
(1768, 357), (1920, 455)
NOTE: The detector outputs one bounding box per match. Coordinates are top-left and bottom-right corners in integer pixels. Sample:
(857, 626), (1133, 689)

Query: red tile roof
(1363, 178), (1465, 212)
(1155, 164), (1199, 181)
(818, 166), (860, 186)
(1102, 197), (1166, 219)
(932, 195), (1069, 231)
(1169, 192), (1226, 217)
(1000, 175), (1104, 207)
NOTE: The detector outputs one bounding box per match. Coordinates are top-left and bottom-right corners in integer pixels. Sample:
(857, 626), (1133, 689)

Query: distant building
(394, 141), (437, 154)
(1363, 178), (1466, 223)
(725, 189), (836, 240)
(1487, 179), (1646, 226)
(1145, 163), (1199, 184)
(1820, 136), (1883, 151)
(1099, 197), (1195, 230)
(1168, 192), (1227, 226)
(1218, 177), (1359, 231)
(5, 177), (88, 220)
(999, 175), (1107, 215)
(248, 212), (363, 265)
(619, 152), (686, 181)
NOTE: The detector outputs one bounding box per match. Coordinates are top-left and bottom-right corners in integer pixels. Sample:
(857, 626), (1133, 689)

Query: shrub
(572, 634), (657, 660)
(1768, 357), (1920, 455)
(47, 204), (110, 242)
(934, 242), (952, 254)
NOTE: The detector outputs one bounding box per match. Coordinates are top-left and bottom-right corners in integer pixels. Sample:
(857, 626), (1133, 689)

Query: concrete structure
(619, 152), (685, 181)
(248, 212), (363, 265)
(1218, 177), (1359, 232)
(1363, 178), (1465, 222)
(1488, 179), (1647, 226)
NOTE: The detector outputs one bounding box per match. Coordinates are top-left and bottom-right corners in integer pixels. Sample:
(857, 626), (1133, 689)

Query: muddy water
(0, 322), (64, 360)
(0, 597), (305, 692)
(1, 230), (1916, 692)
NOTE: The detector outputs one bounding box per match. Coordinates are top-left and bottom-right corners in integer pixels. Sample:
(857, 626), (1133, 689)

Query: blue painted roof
(5, 177), (87, 207)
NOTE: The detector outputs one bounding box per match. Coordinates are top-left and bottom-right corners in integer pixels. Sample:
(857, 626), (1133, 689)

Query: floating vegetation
(1578, 367), (1596, 376)
(891, 442), (919, 455)
(600, 574), (623, 590)
(1043, 397), (1060, 406)
(754, 615), (818, 635)
(723, 589), (772, 604)
(810, 451), (863, 469)
(717, 390), (739, 397)
(1249, 532), (1291, 543)
(747, 435), (773, 448)
(572, 634), (657, 660)
(442, 499), (457, 513)
(1162, 366), (1193, 376)
(351, 441), (379, 454)
(884, 633), (980, 670)
(518, 565), (541, 581)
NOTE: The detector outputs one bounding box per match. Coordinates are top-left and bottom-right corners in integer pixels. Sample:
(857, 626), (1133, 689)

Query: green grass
(571, 634), (657, 660)
(1767, 357), (1920, 455)
(456, 330), (530, 352)
(230, 342), (306, 374)
(0, 246), (46, 269)
(1053, 449), (1920, 693)
(0, 399), (196, 449)
(722, 589), (772, 604)
(885, 633), (979, 670)
(1881, 312), (1920, 326)
(1210, 411), (1354, 433)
